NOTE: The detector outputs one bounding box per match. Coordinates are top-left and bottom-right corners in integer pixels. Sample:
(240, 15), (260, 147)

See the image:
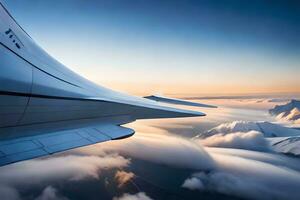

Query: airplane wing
(0, 2), (214, 166)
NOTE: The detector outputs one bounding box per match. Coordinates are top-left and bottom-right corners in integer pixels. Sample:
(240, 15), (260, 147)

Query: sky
(2, 0), (300, 96)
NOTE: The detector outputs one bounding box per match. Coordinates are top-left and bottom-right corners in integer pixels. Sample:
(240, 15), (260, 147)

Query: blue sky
(2, 0), (300, 95)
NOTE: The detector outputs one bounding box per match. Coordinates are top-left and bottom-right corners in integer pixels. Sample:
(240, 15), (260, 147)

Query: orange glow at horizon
(94, 80), (300, 97)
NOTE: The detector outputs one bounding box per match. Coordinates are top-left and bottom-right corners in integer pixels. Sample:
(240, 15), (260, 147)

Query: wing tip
(144, 95), (217, 108)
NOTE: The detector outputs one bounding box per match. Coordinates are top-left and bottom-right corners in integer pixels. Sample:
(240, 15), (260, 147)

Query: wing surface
(0, 123), (134, 166)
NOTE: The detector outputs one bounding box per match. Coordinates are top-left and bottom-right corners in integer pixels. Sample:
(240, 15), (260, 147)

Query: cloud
(0, 154), (129, 187)
(84, 131), (300, 199)
(182, 149), (300, 200)
(195, 120), (300, 155)
(182, 177), (204, 190)
(113, 192), (153, 200)
(199, 131), (271, 151)
(182, 171), (278, 199)
(81, 127), (300, 200)
(2, 119), (300, 200)
(206, 147), (300, 171)
(93, 133), (215, 171)
(115, 171), (135, 187)
(35, 186), (68, 200)
(89, 128), (300, 200)
(0, 153), (130, 200)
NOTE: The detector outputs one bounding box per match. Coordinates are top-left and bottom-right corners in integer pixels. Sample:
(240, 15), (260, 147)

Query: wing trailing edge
(0, 123), (134, 166)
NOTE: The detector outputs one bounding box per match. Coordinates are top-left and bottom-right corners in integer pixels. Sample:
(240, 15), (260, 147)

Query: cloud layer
(0, 154), (130, 200)
(199, 131), (271, 151)
(97, 133), (215, 171)
(0, 154), (129, 185)
(113, 192), (153, 200)
(78, 127), (300, 200)
(1, 119), (300, 200)
(95, 130), (300, 200)
(182, 147), (300, 200)
(35, 186), (69, 200)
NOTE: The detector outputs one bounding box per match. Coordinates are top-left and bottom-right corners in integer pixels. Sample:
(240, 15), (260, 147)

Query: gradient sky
(2, 0), (300, 96)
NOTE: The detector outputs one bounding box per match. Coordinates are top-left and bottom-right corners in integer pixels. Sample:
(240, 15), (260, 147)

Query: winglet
(144, 95), (217, 108)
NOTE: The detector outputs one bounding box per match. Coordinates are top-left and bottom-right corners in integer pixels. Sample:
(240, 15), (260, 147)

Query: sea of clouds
(99, 131), (300, 200)
(1, 118), (300, 200)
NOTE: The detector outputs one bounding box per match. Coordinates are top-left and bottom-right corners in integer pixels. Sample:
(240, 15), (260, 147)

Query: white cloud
(113, 192), (153, 200)
(87, 129), (300, 200)
(196, 120), (300, 155)
(0, 153), (130, 200)
(82, 128), (300, 200)
(0, 154), (129, 186)
(182, 149), (300, 200)
(95, 133), (215, 171)
(182, 177), (204, 190)
(183, 171), (276, 199)
(2, 119), (300, 200)
(35, 186), (68, 200)
(199, 131), (271, 151)
(206, 147), (300, 171)
(85, 131), (300, 199)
